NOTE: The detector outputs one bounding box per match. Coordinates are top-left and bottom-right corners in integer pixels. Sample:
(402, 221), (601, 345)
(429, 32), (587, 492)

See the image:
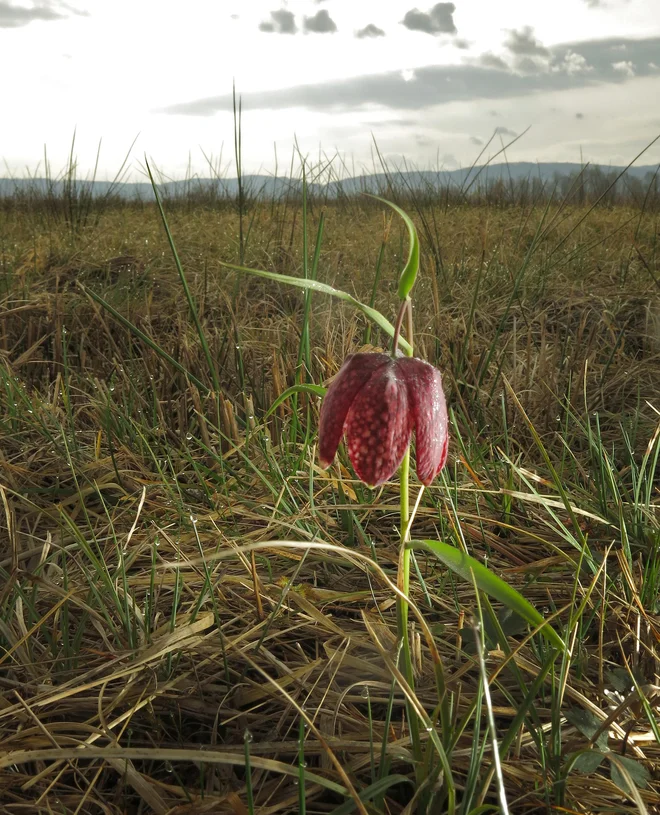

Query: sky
(2, 0), (660, 180)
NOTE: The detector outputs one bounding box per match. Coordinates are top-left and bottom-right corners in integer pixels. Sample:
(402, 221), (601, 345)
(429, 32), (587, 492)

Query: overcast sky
(2, 0), (660, 180)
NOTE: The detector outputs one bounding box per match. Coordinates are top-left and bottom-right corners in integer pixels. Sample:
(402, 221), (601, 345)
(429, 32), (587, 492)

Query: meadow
(1, 161), (659, 814)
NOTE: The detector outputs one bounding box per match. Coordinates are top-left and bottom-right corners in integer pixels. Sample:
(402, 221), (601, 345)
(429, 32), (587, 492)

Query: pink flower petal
(345, 362), (414, 487)
(397, 357), (449, 485)
(318, 353), (390, 468)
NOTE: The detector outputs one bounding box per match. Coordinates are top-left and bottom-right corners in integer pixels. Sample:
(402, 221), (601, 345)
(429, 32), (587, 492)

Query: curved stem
(391, 297), (412, 358)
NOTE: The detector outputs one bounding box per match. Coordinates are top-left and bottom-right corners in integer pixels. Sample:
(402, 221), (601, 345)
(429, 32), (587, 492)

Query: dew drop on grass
(243, 729), (253, 743)
(186, 433), (193, 441)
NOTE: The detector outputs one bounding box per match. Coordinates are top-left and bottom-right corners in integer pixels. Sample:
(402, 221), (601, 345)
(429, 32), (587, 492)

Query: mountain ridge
(1, 161), (658, 200)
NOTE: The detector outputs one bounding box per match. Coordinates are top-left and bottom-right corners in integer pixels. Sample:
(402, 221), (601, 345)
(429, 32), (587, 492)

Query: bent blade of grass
(217, 260), (413, 355)
(412, 539), (566, 652)
(0, 746), (347, 796)
(265, 384), (327, 418)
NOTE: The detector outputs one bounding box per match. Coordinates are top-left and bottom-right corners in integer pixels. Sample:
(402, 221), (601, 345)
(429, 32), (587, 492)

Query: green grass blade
(265, 384), (327, 418)
(217, 260), (413, 355)
(364, 194), (420, 300)
(145, 159), (220, 394)
(328, 775), (414, 815)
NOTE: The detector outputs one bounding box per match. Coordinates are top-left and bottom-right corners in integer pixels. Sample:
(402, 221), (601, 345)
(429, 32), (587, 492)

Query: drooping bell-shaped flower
(319, 352), (449, 487)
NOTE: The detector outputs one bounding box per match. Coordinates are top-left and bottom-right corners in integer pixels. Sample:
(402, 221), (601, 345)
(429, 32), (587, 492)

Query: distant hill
(1, 162), (658, 200)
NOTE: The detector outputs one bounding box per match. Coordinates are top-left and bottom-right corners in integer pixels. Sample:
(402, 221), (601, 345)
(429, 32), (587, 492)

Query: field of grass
(1, 176), (660, 814)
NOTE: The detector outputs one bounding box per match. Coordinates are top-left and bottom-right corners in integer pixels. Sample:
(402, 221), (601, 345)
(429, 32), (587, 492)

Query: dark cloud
(479, 52), (509, 71)
(453, 38), (470, 49)
(401, 3), (456, 36)
(303, 9), (337, 33)
(576, 112), (584, 118)
(160, 36), (660, 116)
(469, 136), (484, 145)
(504, 26), (549, 56)
(0, 0), (79, 28)
(515, 56), (546, 74)
(356, 23), (385, 39)
(495, 126), (517, 137)
(259, 9), (297, 34)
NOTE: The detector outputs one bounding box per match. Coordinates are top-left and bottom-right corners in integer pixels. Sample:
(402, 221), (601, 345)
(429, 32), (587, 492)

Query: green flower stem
(394, 299), (423, 781)
(397, 449), (424, 781)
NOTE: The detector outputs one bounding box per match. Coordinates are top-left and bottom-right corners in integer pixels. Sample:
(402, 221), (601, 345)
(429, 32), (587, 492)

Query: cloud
(160, 36), (660, 116)
(356, 23), (385, 39)
(612, 60), (635, 77)
(453, 38), (470, 50)
(303, 9), (337, 33)
(514, 56), (545, 74)
(504, 26), (548, 56)
(557, 51), (592, 75)
(495, 126), (517, 137)
(0, 0), (79, 28)
(259, 9), (297, 34)
(479, 52), (509, 71)
(469, 135), (484, 145)
(576, 112), (584, 118)
(401, 3), (456, 36)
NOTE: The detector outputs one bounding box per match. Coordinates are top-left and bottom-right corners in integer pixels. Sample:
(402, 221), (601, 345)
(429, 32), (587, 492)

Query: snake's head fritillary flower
(319, 352), (449, 487)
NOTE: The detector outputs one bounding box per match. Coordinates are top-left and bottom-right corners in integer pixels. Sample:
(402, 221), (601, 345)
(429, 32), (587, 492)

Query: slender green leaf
(265, 384), (327, 418)
(412, 539), (566, 652)
(217, 260), (413, 355)
(365, 194), (420, 300)
(328, 774), (414, 815)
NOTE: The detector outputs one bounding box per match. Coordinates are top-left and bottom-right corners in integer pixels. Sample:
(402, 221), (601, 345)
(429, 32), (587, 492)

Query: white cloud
(557, 51), (593, 75)
(612, 60), (636, 77)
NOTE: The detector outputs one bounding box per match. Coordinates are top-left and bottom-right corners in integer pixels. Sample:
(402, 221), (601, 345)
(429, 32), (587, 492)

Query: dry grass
(0, 196), (659, 813)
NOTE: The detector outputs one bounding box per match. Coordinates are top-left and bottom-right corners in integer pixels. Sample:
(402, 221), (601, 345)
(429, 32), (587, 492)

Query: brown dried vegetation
(0, 197), (659, 813)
